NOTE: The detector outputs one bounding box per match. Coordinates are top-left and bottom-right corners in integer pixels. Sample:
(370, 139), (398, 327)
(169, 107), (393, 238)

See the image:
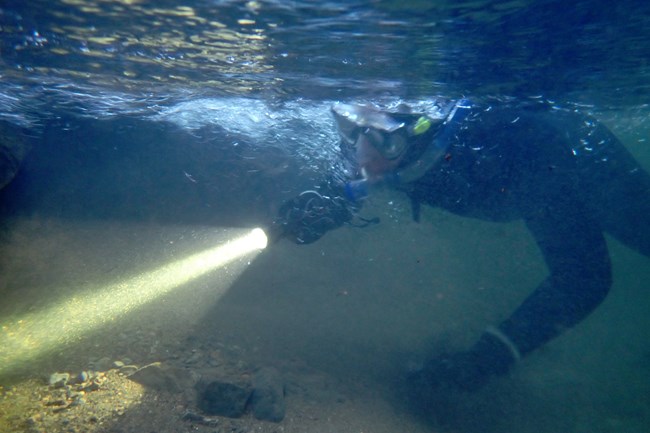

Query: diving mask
(331, 103), (432, 160)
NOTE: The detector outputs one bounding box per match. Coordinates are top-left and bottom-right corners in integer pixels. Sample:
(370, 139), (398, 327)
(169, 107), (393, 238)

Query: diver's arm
(497, 195), (612, 356)
(410, 181), (612, 392)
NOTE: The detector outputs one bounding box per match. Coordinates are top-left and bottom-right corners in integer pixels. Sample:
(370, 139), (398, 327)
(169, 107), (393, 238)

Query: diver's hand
(407, 332), (517, 397)
(410, 351), (492, 394)
(274, 189), (353, 244)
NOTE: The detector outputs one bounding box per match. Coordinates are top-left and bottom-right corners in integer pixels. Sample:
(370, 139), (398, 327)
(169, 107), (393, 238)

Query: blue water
(1, 1), (650, 432)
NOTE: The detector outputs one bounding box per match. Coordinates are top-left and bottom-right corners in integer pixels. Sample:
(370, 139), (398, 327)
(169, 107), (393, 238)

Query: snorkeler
(270, 98), (650, 400)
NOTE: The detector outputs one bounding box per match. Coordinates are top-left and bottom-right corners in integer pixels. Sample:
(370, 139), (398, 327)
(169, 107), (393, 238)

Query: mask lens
(331, 103), (412, 159)
(334, 116), (360, 147)
(382, 131), (408, 159)
(364, 128), (407, 160)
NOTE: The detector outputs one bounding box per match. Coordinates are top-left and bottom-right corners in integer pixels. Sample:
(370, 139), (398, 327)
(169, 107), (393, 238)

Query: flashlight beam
(0, 228), (268, 377)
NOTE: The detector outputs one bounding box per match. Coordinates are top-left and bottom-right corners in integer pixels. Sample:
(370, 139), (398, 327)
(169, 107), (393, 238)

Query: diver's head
(331, 102), (440, 180)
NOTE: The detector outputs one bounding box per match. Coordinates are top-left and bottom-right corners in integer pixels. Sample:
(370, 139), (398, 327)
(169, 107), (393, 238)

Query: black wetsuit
(399, 100), (650, 357)
(277, 99), (650, 384)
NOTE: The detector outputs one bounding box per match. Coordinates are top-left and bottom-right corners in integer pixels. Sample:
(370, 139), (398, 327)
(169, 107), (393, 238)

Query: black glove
(407, 332), (517, 398)
(273, 189), (354, 244)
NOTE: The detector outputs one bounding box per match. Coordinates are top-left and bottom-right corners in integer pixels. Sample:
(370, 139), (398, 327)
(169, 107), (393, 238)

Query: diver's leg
(601, 175), (650, 257)
(586, 126), (650, 256)
(599, 156), (650, 256)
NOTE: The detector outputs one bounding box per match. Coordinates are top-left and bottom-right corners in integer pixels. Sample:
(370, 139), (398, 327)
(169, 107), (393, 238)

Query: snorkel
(337, 100), (472, 202)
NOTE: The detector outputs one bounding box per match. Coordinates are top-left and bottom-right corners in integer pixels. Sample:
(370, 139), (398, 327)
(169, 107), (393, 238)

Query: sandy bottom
(1, 209), (650, 433)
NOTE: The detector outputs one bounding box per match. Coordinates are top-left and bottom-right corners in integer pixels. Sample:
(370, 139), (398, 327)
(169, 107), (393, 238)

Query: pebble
(66, 389), (84, 399)
(48, 373), (70, 388)
(83, 380), (102, 392)
(251, 367), (285, 422)
(185, 351), (202, 365)
(127, 362), (184, 393)
(182, 410), (219, 427)
(207, 358), (221, 367)
(75, 371), (89, 384)
(69, 396), (85, 407)
(118, 365), (139, 376)
(89, 357), (111, 372)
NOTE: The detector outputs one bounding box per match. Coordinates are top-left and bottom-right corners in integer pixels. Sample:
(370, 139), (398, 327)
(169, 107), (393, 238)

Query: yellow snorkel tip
(412, 116), (432, 135)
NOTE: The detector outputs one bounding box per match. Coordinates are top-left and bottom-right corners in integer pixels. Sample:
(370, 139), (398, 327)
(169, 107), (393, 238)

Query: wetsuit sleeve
(409, 186), (614, 392)
(498, 186), (612, 356)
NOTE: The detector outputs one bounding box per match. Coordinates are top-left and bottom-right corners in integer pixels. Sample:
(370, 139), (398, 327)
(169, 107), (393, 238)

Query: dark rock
(250, 367), (285, 422)
(0, 120), (30, 191)
(198, 381), (251, 418)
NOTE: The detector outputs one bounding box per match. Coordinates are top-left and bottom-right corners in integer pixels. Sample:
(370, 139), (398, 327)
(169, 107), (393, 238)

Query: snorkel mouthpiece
(344, 178), (369, 202)
(344, 172), (401, 202)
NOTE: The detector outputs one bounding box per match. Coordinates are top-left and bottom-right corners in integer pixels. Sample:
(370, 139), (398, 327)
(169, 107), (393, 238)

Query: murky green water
(1, 1), (650, 432)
